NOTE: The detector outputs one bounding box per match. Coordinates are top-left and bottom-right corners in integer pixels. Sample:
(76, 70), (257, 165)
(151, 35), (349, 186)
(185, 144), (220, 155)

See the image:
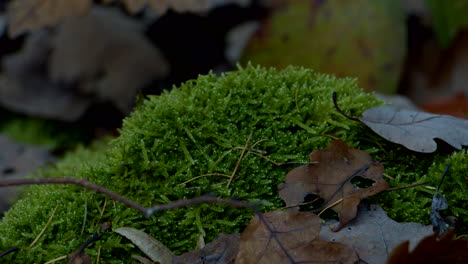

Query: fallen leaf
(242, 0), (406, 93)
(0, 6), (169, 121)
(320, 204), (434, 264)
(131, 255), (155, 264)
(174, 233), (240, 264)
(0, 134), (54, 214)
(278, 140), (388, 231)
(422, 92), (468, 119)
(114, 227), (174, 264)
(49, 6), (169, 114)
(236, 210), (358, 264)
(0, 30), (93, 121)
(387, 230), (468, 264)
(7, 0), (92, 37)
(359, 105), (468, 153)
(67, 253), (91, 264)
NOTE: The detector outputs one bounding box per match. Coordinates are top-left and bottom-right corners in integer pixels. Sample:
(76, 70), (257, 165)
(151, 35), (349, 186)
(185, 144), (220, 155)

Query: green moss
(377, 149), (468, 230)
(0, 64), (466, 263)
(0, 115), (87, 149)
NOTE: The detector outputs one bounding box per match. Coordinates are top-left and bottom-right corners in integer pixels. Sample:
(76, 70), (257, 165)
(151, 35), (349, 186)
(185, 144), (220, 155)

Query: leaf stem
(332, 92), (360, 121)
(385, 181), (430, 192)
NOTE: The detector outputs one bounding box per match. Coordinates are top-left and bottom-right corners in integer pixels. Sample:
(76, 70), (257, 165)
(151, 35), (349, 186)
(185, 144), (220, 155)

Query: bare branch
(0, 178), (256, 218)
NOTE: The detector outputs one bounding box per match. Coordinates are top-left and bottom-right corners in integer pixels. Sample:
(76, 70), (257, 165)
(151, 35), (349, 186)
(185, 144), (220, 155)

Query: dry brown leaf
(1, 6), (168, 120)
(114, 227), (174, 264)
(175, 233), (240, 264)
(0, 30), (93, 121)
(278, 140), (388, 231)
(123, 0), (148, 14)
(67, 253), (91, 264)
(359, 105), (468, 153)
(49, 6), (169, 114)
(386, 230), (468, 264)
(7, 0), (92, 37)
(235, 210), (358, 264)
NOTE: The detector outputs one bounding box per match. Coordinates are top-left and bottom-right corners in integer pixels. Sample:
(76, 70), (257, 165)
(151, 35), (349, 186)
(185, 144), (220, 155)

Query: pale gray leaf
(359, 105), (468, 152)
(114, 227), (174, 264)
(320, 204), (433, 264)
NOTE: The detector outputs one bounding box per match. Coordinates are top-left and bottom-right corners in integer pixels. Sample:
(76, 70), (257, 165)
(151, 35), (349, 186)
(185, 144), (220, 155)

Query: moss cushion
(0, 64), (466, 263)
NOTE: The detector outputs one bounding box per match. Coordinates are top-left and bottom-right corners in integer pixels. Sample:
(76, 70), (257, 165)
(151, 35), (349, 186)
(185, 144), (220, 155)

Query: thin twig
(146, 196), (257, 217)
(318, 198), (343, 216)
(248, 151), (286, 166)
(385, 181), (430, 192)
(232, 147), (266, 154)
(227, 132), (253, 188)
(0, 178), (148, 216)
(281, 197), (321, 210)
(332, 92), (360, 121)
(0, 247), (18, 258)
(29, 203), (60, 248)
(0, 178), (256, 218)
(177, 173), (231, 186)
(68, 233), (102, 264)
(250, 138), (269, 149)
(44, 255), (67, 264)
(436, 164), (450, 192)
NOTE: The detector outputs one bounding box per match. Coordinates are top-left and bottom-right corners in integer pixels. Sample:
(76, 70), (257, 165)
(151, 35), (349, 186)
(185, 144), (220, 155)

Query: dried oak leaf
(387, 230), (468, 264)
(7, 0), (92, 37)
(236, 210), (358, 264)
(175, 233), (240, 264)
(359, 105), (468, 153)
(278, 139), (388, 231)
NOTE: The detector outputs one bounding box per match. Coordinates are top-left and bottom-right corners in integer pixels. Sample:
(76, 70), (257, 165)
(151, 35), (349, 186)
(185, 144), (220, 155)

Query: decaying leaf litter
(2, 134), (467, 263)
(1, 93), (467, 263)
(0, 25), (464, 262)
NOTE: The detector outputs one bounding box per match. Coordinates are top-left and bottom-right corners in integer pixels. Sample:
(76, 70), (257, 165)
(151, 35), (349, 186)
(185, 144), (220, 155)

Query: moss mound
(0, 64), (466, 263)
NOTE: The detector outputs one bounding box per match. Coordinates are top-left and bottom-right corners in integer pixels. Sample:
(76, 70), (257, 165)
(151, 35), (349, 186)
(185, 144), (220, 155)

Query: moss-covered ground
(0, 64), (466, 263)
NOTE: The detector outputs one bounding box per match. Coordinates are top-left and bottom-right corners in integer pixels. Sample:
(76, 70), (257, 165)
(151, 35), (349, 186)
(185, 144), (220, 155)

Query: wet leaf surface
(278, 140), (388, 231)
